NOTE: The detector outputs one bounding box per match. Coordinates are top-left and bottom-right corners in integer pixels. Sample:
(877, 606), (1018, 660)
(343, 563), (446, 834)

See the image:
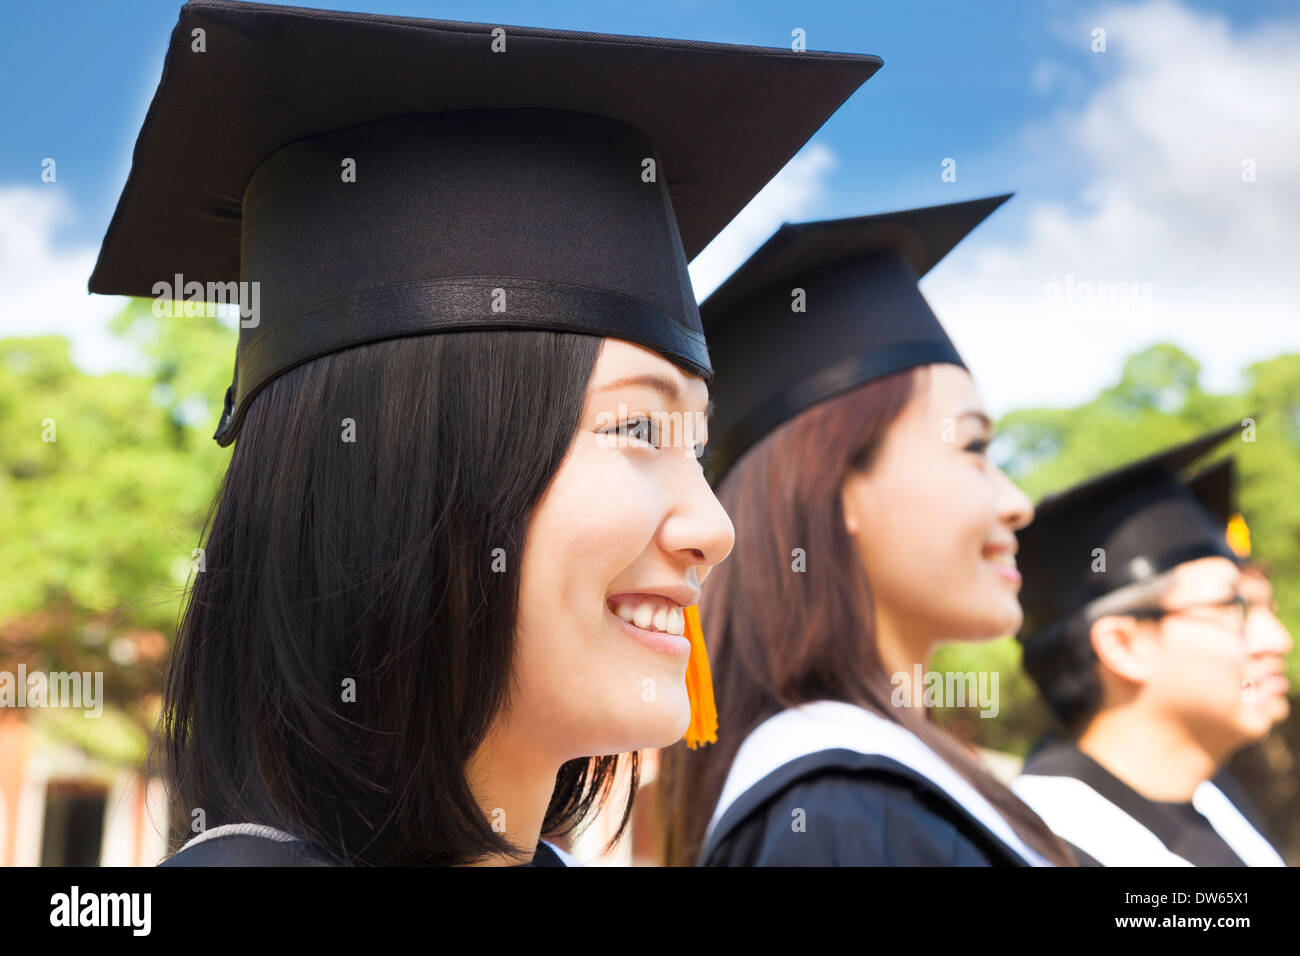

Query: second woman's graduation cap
(698, 194), (1012, 483)
(1015, 422), (1247, 650)
(87, 0), (883, 446)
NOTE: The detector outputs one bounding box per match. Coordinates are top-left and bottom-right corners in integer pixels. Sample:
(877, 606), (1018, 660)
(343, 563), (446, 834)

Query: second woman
(660, 196), (1077, 866)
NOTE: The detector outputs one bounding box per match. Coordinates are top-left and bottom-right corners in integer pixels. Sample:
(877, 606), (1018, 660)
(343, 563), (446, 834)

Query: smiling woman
(659, 197), (1079, 868)
(87, 2), (883, 867)
(159, 330), (729, 867)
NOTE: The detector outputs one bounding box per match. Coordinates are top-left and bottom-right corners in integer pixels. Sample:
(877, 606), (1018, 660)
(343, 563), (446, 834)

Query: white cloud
(923, 0), (1300, 415)
(0, 186), (138, 372)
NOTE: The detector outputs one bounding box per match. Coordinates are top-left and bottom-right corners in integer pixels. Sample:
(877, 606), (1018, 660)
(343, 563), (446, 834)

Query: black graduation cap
(87, 0), (882, 446)
(698, 194), (1012, 483)
(1185, 457), (1234, 526)
(1184, 457), (1253, 559)
(1016, 422), (1245, 648)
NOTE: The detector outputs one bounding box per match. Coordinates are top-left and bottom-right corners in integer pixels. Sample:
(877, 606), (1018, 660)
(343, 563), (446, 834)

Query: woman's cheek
(568, 441), (666, 545)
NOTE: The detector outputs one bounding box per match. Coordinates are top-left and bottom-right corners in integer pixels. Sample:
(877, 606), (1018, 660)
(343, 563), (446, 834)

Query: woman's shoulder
(159, 824), (578, 867)
(159, 824), (341, 867)
(702, 756), (1018, 866)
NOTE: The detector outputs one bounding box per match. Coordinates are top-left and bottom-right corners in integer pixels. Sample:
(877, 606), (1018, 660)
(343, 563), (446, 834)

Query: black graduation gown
(699, 701), (1050, 867)
(159, 824), (573, 867)
(1012, 736), (1287, 867)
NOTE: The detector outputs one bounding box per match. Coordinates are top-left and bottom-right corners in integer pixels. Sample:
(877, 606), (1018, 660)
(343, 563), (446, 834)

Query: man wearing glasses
(1009, 424), (1290, 866)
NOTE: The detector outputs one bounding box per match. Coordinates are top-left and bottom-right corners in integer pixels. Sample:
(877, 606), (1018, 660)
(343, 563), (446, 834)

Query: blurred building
(0, 711), (167, 866)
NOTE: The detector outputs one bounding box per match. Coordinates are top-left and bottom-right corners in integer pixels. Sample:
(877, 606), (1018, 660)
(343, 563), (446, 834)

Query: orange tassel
(682, 604), (718, 749)
(1226, 513), (1251, 558)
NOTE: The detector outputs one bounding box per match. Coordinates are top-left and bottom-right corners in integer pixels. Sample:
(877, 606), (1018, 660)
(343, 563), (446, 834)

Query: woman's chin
(589, 695), (692, 753)
(934, 601), (1022, 642)
(980, 596), (1023, 638)
(639, 695), (693, 749)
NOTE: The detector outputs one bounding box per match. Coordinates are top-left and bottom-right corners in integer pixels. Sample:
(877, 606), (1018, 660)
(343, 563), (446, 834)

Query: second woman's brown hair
(660, 366), (1075, 866)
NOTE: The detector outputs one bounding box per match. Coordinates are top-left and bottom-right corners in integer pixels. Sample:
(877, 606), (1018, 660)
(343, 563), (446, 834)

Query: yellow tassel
(681, 604), (718, 749)
(1226, 513), (1251, 558)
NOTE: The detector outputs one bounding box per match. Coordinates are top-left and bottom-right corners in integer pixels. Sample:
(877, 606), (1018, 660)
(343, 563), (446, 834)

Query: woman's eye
(602, 416), (660, 448)
(964, 438), (990, 456)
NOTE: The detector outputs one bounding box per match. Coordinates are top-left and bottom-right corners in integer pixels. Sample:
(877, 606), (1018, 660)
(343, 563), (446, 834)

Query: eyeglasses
(1124, 595), (1249, 635)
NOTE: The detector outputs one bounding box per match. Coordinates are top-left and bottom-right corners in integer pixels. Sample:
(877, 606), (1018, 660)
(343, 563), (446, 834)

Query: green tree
(934, 344), (1300, 753)
(0, 299), (236, 763)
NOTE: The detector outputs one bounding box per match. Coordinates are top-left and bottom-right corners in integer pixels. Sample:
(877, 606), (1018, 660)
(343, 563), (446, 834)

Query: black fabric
(1020, 736), (1272, 867)
(1017, 423), (1244, 649)
(158, 833), (567, 867)
(85, 0), (883, 445)
(1211, 766), (1285, 852)
(1185, 458), (1236, 528)
(159, 835), (343, 867)
(700, 750), (1032, 866)
(699, 195), (1009, 483)
(1063, 838), (1104, 867)
(213, 109), (707, 443)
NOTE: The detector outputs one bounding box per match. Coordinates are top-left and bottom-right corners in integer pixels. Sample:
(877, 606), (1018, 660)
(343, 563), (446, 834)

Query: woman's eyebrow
(593, 373), (681, 403)
(957, 409), (993, 431)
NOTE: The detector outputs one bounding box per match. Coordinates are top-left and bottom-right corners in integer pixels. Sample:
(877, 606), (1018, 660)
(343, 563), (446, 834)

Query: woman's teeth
(612, 597), (686, 636)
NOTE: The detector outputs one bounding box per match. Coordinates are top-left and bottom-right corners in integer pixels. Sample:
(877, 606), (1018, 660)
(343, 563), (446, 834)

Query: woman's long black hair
(154, 329), (638, 864)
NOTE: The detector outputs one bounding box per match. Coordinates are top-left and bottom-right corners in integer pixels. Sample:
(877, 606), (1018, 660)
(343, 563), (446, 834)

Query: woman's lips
(984, 549), (1022, 584)
(607, 593), (691, 657)
(608, 606), (691, 657)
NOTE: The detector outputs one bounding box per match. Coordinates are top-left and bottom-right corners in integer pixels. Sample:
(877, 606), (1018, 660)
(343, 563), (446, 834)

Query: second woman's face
(512, 338), (734, 763)
(841, 364), (1034, 652)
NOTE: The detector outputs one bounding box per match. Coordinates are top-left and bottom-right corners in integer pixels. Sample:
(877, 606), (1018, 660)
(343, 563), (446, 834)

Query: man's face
(1142, 557), (1274, 754)
(1240, 566), (1293, 725)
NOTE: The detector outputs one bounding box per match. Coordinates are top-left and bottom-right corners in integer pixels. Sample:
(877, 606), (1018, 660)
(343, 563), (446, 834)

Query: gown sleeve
(704, 768), (1013, 866)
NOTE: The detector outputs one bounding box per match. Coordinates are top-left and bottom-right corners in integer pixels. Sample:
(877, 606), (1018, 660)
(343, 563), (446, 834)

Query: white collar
(1012, 774), (1284, 867)
(179, 823), (299, 850)
(706, 700), (1053, 866)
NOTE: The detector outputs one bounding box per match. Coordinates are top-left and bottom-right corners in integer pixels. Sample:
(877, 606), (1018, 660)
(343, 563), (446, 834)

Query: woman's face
(841, 364), (1033, 661)
(512, 338), (734, 762)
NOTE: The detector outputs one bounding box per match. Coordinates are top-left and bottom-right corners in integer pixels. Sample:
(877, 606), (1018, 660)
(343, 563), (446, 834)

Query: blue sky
(3, 0), (1298, 413)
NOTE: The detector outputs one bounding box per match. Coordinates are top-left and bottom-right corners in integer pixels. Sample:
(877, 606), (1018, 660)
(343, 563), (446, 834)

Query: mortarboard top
(1016, 422), (1245, 648)
(698, 194), (1012, 483)
(86, 0), (883, 446)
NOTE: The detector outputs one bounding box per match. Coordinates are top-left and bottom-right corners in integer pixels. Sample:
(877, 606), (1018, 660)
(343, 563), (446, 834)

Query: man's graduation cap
(698, 194), (1011, 483)
(1016, 422), (1247, 648)
(1185, 458), (1253, 558)
(87, 0), (882, 449)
